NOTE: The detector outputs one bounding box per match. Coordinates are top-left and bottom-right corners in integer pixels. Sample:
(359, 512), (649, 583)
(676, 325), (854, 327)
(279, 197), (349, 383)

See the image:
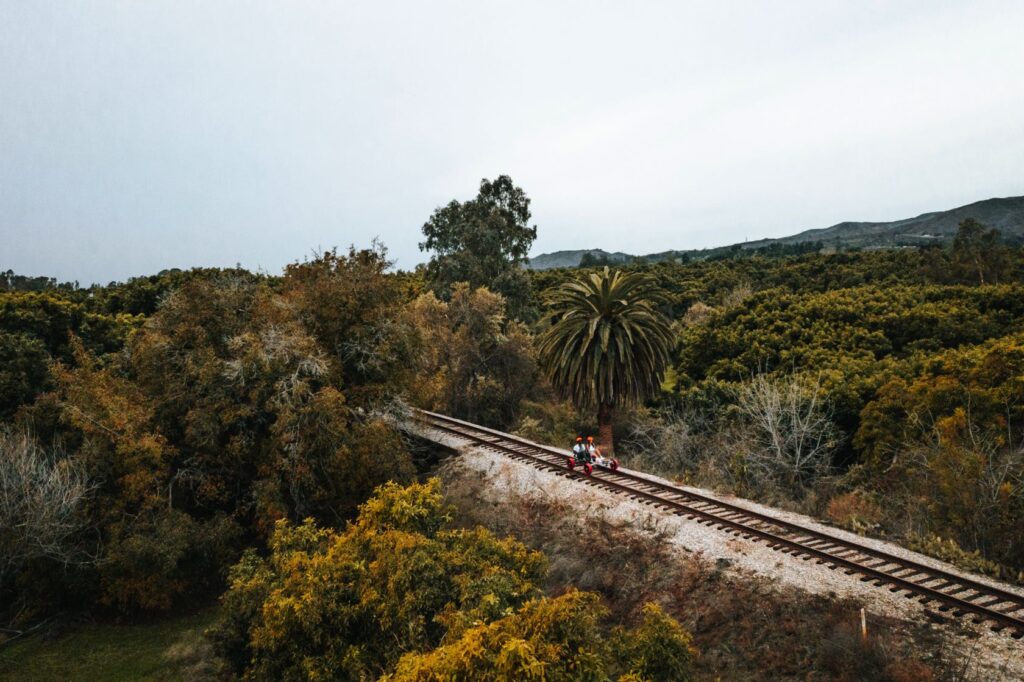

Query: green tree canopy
(401, 284), (537, 429)
(419, 175), (537, 318)
(950, 218), (1012, 285)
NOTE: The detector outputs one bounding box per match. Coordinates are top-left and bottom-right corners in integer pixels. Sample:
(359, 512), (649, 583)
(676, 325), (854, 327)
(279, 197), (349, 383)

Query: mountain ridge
(526, 195), (1024, 269)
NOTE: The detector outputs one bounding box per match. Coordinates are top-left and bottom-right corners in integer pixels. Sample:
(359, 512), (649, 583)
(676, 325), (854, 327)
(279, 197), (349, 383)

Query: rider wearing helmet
(584, 436), (596, 463)
(572, 436), (587, 461)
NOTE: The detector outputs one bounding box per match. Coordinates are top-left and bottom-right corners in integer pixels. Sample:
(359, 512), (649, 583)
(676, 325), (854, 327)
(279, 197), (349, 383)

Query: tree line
(3, 175), (1023, 676)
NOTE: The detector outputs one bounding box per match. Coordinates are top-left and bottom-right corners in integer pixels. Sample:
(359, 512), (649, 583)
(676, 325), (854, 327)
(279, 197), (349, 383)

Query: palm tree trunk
(598, 402), (614, 455)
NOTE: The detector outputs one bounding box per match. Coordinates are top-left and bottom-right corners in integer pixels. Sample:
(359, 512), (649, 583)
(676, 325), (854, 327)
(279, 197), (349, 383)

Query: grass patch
(0, 607), (218, 682)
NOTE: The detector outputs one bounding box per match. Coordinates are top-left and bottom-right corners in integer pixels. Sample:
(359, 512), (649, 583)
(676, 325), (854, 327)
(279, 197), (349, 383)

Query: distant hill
(761, 195), (1024, 249)
(526, 195), (1024, 269)
(526, 249), (634, 270)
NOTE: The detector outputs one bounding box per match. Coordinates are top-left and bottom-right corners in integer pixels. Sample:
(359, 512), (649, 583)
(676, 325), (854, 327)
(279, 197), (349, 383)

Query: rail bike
(565, 449), (618, 476)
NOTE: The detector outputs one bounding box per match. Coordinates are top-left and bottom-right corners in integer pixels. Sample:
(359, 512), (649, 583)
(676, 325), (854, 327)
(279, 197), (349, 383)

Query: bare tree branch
(0, 429), (96, 590)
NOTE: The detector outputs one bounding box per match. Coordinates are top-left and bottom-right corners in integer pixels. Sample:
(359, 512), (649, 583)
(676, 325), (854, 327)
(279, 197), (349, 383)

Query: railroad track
(409, 408), (1024, 640)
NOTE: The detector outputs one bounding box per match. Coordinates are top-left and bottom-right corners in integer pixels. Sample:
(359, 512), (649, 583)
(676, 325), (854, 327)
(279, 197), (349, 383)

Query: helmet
(576, 436), (583, 442)
(586, 436), (594, 442)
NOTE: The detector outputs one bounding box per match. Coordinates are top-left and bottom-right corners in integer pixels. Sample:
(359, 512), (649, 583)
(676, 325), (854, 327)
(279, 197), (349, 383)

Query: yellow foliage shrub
(212, 479), (697, 681)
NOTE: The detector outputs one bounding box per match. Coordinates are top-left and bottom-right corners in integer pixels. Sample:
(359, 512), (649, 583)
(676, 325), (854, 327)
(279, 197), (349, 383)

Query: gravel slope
(412, 423), (1024, 679)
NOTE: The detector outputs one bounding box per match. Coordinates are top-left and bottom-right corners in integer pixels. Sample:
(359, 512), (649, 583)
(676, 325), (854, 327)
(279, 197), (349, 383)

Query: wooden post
(860, 607), (867, 641)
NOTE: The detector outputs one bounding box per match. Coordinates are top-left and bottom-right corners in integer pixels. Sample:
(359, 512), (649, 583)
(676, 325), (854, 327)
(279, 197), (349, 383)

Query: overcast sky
(2, 1), (1023, 284)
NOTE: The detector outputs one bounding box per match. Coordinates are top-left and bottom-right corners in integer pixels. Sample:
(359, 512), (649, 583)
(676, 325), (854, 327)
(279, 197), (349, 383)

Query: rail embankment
(406, 416), (1024, 680)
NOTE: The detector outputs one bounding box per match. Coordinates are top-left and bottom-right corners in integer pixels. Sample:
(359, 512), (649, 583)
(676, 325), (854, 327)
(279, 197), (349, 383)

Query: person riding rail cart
(566, 435), (618, 475)
(572, 436), (588, 462)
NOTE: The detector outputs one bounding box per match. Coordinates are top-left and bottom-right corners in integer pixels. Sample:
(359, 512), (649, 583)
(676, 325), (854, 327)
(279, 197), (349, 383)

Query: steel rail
(417, 409), (1024, 608)
(408, 408), (1024, 639)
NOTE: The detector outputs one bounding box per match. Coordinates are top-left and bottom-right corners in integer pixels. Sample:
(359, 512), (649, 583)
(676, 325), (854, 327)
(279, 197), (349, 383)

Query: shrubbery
(1, 250), (418, 627)
(402, 283), (537, 429)
(213, 479), (696, 681)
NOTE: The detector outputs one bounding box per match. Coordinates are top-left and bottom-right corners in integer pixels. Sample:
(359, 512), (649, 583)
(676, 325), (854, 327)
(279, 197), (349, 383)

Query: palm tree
(537, 267), (673, 454)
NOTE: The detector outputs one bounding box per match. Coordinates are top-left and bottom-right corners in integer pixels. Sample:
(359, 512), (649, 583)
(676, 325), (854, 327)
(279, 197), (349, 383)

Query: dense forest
(2, 177), (1023, 679)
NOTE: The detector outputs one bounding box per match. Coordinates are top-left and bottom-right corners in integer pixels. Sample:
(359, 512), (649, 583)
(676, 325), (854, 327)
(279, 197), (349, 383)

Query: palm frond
(538, 267), (673, 408)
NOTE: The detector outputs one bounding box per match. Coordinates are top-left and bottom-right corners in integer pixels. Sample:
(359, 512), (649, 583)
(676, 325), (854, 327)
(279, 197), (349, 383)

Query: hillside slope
(767, 195), (1024, 249)
(438, 438), (1024, 679)
(527, 195), (1024, 268)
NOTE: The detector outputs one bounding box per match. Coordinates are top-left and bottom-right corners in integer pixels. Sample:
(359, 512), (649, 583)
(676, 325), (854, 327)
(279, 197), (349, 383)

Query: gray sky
(2, 1), (1023, 284)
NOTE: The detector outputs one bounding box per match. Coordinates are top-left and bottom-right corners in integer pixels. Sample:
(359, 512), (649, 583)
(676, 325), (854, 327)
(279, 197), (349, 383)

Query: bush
(826, 490), (884, 534)
(612, 602), (697, 682)
(210, 479), (547, 679)
(0, 331), (50, 420)
(621, 379), (840, 505)
(213, 479), (697, 681)
(817, 623), (889, 681)
(512, 398), (584, 447)
(402, 285), (538, 430)
(0, 429), (94, 622)
(905, 533), (1004, 580)
(386, 593), (697, 682)
(383, 591), (608, 681)
(99, 509), (241, 612)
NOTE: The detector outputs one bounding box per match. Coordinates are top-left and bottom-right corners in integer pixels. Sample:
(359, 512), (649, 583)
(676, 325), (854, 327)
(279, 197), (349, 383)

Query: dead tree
(0, 429), (94, 591)
(738, 372), (839, 495)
